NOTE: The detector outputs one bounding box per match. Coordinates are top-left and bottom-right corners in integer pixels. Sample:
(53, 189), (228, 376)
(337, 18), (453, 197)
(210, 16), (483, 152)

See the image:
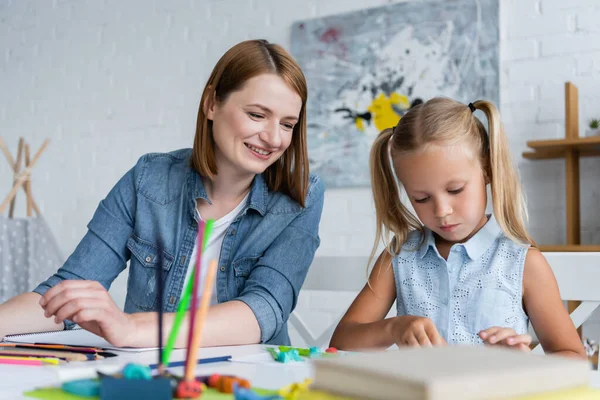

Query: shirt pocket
(231, 256), (259, 293)
(126, 235), (174, 311)
(466, 287), (513, 333)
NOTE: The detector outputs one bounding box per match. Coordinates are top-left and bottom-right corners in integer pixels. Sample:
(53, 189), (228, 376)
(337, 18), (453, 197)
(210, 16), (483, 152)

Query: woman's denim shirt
(34, 149), (325, 345)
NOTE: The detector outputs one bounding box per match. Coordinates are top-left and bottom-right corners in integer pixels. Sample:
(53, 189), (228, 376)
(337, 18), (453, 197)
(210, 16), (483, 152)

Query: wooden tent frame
(0, 138), (49, 216)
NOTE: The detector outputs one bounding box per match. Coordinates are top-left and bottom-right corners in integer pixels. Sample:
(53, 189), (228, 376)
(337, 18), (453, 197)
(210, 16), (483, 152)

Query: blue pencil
(148, 355), (231, 370)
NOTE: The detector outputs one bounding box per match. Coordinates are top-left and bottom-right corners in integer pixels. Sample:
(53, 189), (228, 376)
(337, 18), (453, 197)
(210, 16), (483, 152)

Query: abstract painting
(291, 0), (499, 187)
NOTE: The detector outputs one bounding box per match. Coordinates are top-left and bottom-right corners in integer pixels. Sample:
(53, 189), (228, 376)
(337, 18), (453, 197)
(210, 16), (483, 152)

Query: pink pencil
(0, 358), (44, 366)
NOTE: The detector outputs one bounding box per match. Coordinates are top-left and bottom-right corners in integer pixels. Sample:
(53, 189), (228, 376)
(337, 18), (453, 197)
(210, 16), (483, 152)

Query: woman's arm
(0, 292), (64, 339)
(231, 175), (325, 343)
(126, 300), (260, 347)
(1, 156), (144, 339)
(524, 248), (586, 358)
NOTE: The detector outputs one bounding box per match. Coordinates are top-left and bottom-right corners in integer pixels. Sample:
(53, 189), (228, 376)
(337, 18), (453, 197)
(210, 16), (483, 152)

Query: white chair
(291, 252), (600, 350)
(533, 252), (600, 354)
(289, 256), (369, 347)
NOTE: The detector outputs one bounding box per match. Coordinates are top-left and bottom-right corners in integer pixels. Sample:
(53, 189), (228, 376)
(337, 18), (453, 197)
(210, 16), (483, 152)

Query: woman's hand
(39, 280), (136, 347)
(479, 327), (532, 352)
(390, 315), (447, 347)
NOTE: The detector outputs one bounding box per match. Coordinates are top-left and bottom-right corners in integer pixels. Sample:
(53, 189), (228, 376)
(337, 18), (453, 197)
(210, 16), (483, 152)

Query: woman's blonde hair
(369, 97), (535, 264)
(192, 40), (309, 206)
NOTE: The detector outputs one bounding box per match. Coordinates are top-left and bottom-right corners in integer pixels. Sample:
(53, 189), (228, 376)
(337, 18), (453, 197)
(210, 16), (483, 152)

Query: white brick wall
(1, 0), (599, 347)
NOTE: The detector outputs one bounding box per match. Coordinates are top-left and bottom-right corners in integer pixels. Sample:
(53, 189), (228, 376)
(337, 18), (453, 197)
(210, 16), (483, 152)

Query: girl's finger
(487, 328), (517, 344)
(517, 343), (531, 352)
(505, 334), (532, 346)
(415, 330), (432, 347)
(479, 326), (503, 340)
(425, 324), (445, 346)
(405, 334), (421, 347)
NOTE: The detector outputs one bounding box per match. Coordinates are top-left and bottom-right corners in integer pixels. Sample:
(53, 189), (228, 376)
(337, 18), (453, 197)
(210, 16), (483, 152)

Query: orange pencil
(184, 260), (218, 382)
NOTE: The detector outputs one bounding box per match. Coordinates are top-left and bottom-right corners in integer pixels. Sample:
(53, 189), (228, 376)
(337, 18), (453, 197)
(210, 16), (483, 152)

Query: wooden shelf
(523, 136), (600, 159)
(538, 245), (600, 252)
(523, 148), (600, 160)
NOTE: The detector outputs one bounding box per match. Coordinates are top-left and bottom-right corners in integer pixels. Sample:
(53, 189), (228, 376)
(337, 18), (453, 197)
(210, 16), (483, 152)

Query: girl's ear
(483, 164), (492, 184)
(203, 88), (217, 121)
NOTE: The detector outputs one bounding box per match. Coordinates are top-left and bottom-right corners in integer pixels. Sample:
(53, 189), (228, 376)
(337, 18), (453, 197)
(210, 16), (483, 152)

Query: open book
(311, 345), (591, 400)
(3, 328), (157, 352)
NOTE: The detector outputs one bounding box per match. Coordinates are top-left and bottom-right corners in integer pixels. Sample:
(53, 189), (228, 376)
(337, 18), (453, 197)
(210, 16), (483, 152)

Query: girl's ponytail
(369, 127), (422, 271)
(472, 101), (535, 246)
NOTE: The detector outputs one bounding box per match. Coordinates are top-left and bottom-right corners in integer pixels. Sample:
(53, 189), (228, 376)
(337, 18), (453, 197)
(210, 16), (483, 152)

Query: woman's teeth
(246, 144), (271, 156)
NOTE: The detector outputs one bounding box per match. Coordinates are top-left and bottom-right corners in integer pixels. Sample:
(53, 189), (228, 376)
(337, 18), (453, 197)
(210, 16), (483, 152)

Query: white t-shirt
(182, 193), (249, 305)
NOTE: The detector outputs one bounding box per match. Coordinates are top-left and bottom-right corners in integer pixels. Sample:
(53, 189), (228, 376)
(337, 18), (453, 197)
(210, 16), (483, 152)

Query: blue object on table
(62, 379), (100, 397)
(308, 347), (321, 358)
(100, 375), (172, 400)
(123, 363), (153, 380)
(148, 355), (231, 370)
(233, 382), (281, 400)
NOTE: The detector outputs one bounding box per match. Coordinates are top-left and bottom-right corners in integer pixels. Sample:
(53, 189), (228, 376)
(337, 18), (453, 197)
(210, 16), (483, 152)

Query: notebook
(3, 328), (157, 352)
(311, 345), (591, 400)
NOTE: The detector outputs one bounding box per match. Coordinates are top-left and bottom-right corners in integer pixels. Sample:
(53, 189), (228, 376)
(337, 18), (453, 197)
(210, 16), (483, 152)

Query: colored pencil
(184, 259), (217, 381)
(0, 348), (92, 361)
(0, 357), (45, 366)
(0, 355), (59, 365)
(0, 343), (100, 353)
(0, 343), (116, 357)
(148, 355), (231, 370)
(157, 239), (165, 375)
(185, 220), (205, 367)
(162, 271), (194, 365)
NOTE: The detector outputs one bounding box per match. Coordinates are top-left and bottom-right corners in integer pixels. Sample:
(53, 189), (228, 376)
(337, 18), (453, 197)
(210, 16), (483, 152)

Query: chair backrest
(289, 256), (370, 347)
(291, 252), (600, 350)
(532, 252), (600, 354)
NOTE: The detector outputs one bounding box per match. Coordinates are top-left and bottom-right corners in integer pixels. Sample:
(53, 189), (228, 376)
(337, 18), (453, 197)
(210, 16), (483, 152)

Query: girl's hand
(391, 315), (447, 347)
(39, 280), (136, 347)
(479, 327), (532, 352)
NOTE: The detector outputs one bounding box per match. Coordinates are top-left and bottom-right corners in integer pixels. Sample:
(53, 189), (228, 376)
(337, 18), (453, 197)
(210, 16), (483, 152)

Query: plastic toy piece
(233, 382), (281, 400)
(278, 346), (310, 357)
(325, 347), (338, 354)
(278, 379), (313, 400)
(271, 348), (303, 363)
(122, 363), (153, 380)
(100, 375), (173, 400)
(308, 347), (321, 358)
(205, 373), (251, 393)
(175, 380), (205, 398)
(62, 379), (100, 397)
(277, 346), (322, 359)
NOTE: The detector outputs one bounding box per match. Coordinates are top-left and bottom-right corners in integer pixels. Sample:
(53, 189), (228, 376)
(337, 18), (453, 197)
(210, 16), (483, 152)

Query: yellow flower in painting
(367, 92), (410, 132)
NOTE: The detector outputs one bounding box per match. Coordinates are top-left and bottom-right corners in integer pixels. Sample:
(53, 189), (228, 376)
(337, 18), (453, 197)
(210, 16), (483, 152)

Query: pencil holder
(100, 375), (173, 400)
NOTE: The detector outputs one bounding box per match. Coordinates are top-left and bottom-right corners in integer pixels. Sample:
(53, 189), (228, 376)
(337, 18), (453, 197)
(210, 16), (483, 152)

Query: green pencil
(162, 219), (215, 365)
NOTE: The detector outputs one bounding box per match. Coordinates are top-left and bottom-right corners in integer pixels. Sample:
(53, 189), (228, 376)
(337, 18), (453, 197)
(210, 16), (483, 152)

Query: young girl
(0, 40), (324, 347)
(330, 98), (585, 358)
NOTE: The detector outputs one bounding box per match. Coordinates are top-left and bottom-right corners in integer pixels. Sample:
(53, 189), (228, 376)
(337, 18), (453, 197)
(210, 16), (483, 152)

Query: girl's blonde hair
(369, 97), (535, 265)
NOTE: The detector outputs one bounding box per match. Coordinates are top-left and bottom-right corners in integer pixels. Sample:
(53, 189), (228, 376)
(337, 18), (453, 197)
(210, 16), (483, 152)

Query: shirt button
(220, 266), (226, 272)
(145, 256), (152, 262)
(230, 229), (236, 235)
(169, 296), (175, 304)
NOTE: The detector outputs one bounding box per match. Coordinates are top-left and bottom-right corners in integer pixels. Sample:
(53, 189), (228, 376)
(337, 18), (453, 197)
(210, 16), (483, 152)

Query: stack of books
(310, 345), (597, 399)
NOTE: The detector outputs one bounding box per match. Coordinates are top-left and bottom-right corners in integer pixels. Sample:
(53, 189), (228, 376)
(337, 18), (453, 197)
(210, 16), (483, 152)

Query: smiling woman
(0, 40), (325, 348)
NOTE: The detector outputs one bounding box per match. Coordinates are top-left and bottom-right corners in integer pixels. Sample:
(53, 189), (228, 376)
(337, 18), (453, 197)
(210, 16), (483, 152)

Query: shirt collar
(417, 214), (501, 261)
(187, 167), (268, 220)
